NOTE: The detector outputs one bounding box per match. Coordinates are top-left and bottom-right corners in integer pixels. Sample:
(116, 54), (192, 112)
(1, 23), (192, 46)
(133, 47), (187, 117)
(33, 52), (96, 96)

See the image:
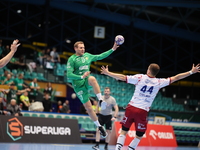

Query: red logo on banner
(114, 122), (177, 147)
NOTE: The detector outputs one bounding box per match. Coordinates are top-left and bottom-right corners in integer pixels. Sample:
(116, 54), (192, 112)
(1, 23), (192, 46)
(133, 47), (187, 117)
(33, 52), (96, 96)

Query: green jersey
(14, 78), (24, 90)
(29, 82), (39, 96)
(4, 79), (13, 85)
(6, 89), (18, 103)
(0, 76), (6, 82)
(38, 51), (45, 57)
(67, 49), (113, 85)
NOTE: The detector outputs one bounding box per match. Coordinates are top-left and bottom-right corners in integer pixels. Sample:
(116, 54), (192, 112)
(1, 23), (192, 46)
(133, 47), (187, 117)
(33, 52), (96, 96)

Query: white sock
(115, 134), (126, 150)
(94, 120), (101, 127)
(128, 137), (140, 149)
(96, 93), (102, 100)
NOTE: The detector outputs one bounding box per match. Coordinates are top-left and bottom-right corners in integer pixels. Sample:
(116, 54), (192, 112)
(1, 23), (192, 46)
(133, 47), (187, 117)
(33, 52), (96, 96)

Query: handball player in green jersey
(67, 41), (119, 138)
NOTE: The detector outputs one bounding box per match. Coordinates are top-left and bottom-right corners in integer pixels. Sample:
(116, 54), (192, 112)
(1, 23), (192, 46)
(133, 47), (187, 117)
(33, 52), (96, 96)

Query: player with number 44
(101, 63), (200, 150)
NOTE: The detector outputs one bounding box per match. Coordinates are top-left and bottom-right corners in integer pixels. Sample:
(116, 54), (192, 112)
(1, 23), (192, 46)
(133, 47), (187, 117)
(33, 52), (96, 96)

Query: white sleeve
(126, 74), (143, 85)
(159, 78), (171, 88)
(112, 97), (117, 106)
(50, 51), (53, 57)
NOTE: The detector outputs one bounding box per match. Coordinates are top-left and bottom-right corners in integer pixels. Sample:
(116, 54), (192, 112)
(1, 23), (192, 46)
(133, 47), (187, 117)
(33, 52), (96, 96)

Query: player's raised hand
(10, 39), (20, 52)
(82, 71), (90, 79)
(191, 64), (200, 74)
(101, 65), (109, 75)
(112, 42), (119, 51)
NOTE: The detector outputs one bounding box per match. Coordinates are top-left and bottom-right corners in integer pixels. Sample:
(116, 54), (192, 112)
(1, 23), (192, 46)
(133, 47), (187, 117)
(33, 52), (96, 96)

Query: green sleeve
(13, 78), (17, 84)
(66, 57), (82, 80)
(38, 52), (41, 57)
(91, 49), (114, 62)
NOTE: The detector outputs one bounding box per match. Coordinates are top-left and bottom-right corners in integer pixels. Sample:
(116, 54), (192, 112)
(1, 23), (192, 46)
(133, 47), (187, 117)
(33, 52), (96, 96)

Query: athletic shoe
(99, 126), (108, 138)
(104, 147), (108, 150)
(99, 100), (107, 110)
(128, 146), (135, 150)
(92, 145), (99, 150)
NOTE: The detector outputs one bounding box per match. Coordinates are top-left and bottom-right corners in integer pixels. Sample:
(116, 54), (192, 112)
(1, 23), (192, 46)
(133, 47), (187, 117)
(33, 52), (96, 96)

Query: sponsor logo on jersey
(79, 65), (88, 70)
(121, 116), (128, 124)
(77, 90), (83, 95)
(138, 123), (146, 130)
(81, 57), (85, 63)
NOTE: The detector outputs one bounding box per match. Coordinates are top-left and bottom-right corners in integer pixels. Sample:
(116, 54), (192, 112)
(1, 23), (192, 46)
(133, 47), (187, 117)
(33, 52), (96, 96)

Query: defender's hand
(191, 64), (200, 74)
(101, 65), (109, 75)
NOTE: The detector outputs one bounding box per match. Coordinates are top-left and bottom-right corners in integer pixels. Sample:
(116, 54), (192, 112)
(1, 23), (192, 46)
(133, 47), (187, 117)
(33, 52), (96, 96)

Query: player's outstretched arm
(101, 65), (126, 81)
(170, 64), (200, 84)
(93, 42), (119, 61)
(0, 39), (20, 68)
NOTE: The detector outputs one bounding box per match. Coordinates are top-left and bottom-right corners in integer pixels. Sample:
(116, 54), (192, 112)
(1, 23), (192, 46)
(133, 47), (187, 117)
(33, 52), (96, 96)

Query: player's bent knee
(136, 131), (145, 137)
(88, 76), (97, 83)
(122, 125), (129, 132)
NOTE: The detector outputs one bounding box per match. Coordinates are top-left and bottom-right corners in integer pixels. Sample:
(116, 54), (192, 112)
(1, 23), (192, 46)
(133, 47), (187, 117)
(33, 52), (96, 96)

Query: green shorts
(73, 77), (92, 104)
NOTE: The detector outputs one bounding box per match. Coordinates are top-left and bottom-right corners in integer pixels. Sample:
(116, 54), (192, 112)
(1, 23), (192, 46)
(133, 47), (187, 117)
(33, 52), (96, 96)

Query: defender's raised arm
(101, 65), (126, 81)
(170, 64), (200, 84)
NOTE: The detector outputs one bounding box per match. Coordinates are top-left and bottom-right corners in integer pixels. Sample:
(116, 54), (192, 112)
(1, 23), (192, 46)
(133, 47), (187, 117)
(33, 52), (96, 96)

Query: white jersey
(126, 74), (171, 112)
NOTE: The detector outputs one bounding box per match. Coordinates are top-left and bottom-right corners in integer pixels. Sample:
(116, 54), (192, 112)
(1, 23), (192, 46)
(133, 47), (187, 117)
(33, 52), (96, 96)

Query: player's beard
(104, 93), (110, 98)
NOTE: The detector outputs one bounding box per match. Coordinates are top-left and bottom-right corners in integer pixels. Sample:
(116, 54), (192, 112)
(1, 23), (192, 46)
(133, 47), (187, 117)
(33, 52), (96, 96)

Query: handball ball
(115, 35), (124, 45)
(71, 93), (76, 99)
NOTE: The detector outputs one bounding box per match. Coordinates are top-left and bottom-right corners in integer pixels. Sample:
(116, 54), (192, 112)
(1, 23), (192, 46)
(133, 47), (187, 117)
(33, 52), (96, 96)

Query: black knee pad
(122, 125), (129, 131)
(136, 131), (145, 137)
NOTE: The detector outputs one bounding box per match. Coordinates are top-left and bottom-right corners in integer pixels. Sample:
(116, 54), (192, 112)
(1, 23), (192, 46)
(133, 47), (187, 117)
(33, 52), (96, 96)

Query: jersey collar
(146, 74), (155, 78)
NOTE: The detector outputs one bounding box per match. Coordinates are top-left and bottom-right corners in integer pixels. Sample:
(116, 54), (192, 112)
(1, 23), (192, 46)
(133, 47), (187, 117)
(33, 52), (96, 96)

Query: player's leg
(104, 115), (112, 150)
(83, 101), (107, 138)
(115, 129), (128, 150)
(127, 133), (143, 150)
(116, 105), (133, 150)
(92, 114), (104, 150)
(92, 128), (101, 150)
(104, 129), (111, 150)
(74, 79), (107, 138)
(88, 76), (106, 110)
(75, 86), (107, 138)
(127, 108), (148, 150)
(83, 100), (98, 121)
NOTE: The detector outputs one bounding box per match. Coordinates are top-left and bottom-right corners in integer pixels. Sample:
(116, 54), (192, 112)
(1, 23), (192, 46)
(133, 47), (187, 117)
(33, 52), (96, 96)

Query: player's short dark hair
(74, 41), (84, 48)
(104, 87), (111, 91)
(149, 63), (160, 76)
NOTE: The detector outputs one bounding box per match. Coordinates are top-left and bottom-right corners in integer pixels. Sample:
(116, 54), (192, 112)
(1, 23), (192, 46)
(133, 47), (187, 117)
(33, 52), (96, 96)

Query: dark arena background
(0, 0), (200, 150)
